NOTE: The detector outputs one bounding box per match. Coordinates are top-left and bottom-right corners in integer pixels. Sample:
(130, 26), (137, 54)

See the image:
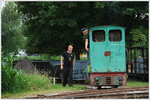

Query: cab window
(92, 30), (105, 42)
(109, 30), (122, 42)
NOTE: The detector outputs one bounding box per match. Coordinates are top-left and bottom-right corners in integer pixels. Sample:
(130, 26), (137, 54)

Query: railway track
(25, 87), (149, 99)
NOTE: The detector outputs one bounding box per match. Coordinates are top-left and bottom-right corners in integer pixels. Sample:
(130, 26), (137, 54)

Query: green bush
(24, 73), (51, 90)
(2, 53), (51, 93)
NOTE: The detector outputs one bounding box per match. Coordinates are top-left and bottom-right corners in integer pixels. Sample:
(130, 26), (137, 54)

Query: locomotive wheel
(97, 86), (102, 89)
(113, 86), (119, 88)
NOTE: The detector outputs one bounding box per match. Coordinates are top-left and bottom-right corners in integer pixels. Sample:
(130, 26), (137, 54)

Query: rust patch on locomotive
(104, 51), (111, 56)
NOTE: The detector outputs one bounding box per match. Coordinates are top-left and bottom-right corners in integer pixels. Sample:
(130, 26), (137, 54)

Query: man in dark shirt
(81, 28), (89, 52)
(60, 45), (75, 87)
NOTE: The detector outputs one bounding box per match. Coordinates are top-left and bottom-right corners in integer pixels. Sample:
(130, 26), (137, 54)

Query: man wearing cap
(81, 28), (89, 52)
(60, 45), (75, 87)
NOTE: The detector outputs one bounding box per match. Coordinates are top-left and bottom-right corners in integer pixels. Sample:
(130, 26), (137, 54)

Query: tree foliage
(16, 2), (148, 59)
(2, 2), (25, 54)
(130, 26), (148, 48)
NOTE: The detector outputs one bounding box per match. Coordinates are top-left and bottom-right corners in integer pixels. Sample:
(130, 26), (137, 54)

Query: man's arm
(85, 39), (89, 52)
(73, 58), (75, 70)
(60, 56), (64, 70)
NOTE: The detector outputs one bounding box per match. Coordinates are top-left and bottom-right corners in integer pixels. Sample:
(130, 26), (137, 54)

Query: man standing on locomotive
(60, 45), (75, 87)
(81, 28), (89, 52)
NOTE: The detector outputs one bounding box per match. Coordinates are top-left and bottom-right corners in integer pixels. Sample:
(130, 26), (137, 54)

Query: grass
(14, 55), (89, 61)
(2, 66), (51, 93)
(2, 84), (87, 99)
(2, 78), (149, 99)
(50, 55), (61, 60)
(14, 55), (61, 61)
(84, 78), (149, 88)
(126, 78), (149, 87)
(14, 55), (48, 61)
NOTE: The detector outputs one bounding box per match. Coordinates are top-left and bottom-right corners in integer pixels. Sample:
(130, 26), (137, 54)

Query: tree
(16, 2), (148, 59)
(17, 2), (95, 59)
(2, 2), (25, 54)
(130, 26), (148, 49)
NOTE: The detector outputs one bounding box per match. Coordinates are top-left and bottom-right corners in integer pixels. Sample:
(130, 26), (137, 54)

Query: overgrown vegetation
(2, 53), (51, 93)
(2, 53), (87, 99)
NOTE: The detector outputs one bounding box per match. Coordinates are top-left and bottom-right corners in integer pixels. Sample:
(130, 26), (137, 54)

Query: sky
(1, 1), (6, 10)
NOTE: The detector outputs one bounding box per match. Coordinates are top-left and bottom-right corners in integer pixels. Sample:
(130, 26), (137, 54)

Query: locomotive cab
(89, 26), (126, 88)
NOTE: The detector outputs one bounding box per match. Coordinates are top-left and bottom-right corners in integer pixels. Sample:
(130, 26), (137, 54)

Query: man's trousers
(62, 66), (73, 87)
